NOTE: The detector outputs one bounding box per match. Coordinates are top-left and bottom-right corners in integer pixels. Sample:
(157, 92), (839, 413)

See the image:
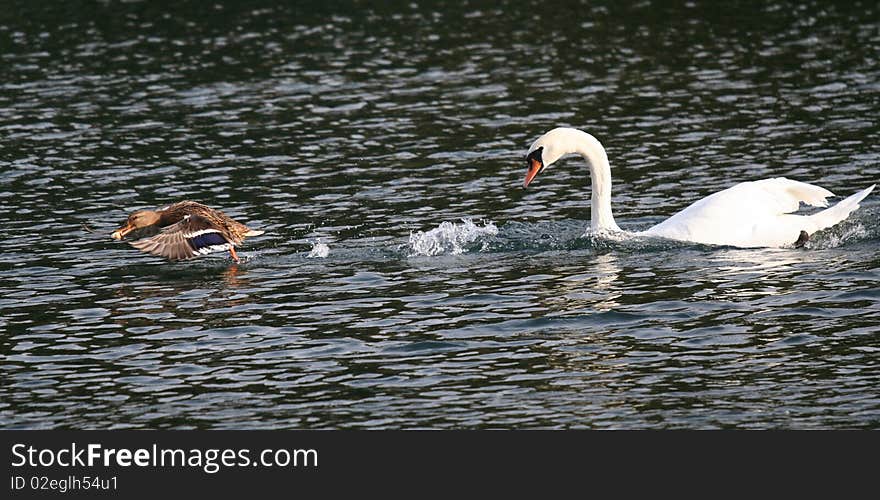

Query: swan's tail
(809, 184), (875, 231)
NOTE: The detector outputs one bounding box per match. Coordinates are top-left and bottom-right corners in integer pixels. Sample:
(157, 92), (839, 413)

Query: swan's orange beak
(523, 155), (543, 189)
(111, 223), (135, 240)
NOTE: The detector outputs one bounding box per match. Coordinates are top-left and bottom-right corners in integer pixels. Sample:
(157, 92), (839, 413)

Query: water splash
(408, 219), (499, 256)
(307, 240), (330, 258)
(405, 219), (695, 257)
(401, 211), (877, 259)
(806, 223), (869, 249)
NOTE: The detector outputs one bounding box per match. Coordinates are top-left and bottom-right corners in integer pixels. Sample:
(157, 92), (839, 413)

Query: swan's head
(523, 127), (582, 188)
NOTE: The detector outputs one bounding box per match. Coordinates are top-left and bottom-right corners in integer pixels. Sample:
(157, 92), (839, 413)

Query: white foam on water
(806, 223), (868, 249)
(584, 227), (635, 242)
(307, 240), (330, 258)
(408, 219), (499, 256)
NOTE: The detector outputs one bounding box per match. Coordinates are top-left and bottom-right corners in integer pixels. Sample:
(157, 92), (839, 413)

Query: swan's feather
(643, 178), (868, 248)
(809, 184), (875, 231)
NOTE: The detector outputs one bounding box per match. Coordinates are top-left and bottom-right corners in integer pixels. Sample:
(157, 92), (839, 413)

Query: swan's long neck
(569, 132), (620, 232)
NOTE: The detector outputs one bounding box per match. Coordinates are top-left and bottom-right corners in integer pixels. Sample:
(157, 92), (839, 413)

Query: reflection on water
(1, 0), (879, 429)
(542, 252), (623, 314)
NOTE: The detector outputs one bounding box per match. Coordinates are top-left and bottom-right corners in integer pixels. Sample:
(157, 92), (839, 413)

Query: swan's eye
(526, 147), (544, 169)
(523, 148), (545, 188)
(526, 147), (543, 162)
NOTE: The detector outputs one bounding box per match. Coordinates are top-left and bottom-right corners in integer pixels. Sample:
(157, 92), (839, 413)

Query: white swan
(523, 127), (875, 248)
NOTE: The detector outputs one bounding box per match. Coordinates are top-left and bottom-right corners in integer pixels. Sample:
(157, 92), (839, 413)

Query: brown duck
(111, 201), (264, 262)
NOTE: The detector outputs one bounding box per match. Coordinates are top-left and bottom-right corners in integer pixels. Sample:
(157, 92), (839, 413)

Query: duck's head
(523, 127), (579, 188)
(111, 210), (161, 240)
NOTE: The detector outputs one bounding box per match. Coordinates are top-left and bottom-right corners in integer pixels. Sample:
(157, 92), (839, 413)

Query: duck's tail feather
(245, 229), (265, 237)
(809, 184), (875, 231)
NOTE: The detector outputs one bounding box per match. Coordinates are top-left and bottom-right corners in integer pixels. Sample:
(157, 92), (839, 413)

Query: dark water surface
(2, 1), (879, 429)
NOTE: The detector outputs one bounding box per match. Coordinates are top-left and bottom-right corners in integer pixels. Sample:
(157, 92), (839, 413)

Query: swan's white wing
(642, 178), (836, 248)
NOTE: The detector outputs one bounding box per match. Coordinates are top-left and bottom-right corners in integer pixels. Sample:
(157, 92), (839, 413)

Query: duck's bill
(111, 224), (135, 240)
(523, 157), (543, 188)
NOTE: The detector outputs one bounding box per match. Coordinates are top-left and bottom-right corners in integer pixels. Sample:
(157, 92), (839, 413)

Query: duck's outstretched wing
(129, 214), (234, 261)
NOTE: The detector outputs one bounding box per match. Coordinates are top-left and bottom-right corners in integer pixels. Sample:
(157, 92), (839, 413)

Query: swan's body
(523, 127), (874, 248)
